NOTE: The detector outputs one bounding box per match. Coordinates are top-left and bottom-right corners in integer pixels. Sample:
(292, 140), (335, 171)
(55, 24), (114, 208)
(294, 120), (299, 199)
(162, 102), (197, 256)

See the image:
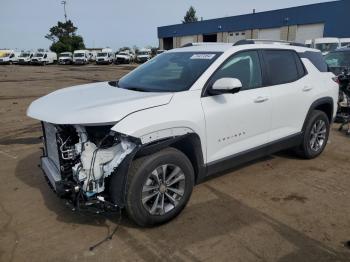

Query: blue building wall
(158, 0), (350, 38)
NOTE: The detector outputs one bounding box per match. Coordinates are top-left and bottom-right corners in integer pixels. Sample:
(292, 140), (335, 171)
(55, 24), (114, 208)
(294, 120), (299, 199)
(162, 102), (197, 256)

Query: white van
(31, 51), (57, 65)
(340, 38), (350, 47)
(73, 50), (89, 65)
(114, 50), (133, 64)
(0, 50), (20, 64)
(314, 38), (341, 55)
(58, 52), (73, 65)
(96, 48), (114, 64)
(136, 48), (151, 63)
(18, 51), (35, 64)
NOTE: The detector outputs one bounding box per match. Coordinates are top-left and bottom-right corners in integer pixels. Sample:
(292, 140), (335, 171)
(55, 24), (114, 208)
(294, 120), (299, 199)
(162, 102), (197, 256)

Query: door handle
(302, 86), (313, 92)
(254, 96), (269, 103)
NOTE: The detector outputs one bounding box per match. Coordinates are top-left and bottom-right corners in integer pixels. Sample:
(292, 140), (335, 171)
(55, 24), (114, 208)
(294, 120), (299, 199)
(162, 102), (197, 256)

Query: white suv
(27, 40), (338, 226)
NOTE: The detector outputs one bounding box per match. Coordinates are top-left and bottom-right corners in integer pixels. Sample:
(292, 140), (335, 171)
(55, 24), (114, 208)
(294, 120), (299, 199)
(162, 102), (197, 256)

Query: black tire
(295, 110), (330, 159)
(121, 147), (194, 227)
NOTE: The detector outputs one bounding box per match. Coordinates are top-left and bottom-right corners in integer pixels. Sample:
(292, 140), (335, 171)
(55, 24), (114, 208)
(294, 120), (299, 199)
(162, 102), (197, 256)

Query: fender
(301, 97), (334, 132)
(109, 133), (206, 208)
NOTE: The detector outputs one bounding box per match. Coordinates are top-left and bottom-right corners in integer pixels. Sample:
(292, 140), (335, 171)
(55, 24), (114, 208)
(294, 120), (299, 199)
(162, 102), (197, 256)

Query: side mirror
(209, 78), (242, 95)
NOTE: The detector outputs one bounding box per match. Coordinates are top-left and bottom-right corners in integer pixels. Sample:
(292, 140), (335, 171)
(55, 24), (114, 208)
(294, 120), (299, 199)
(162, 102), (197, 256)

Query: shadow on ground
(15, 151), (349, 262)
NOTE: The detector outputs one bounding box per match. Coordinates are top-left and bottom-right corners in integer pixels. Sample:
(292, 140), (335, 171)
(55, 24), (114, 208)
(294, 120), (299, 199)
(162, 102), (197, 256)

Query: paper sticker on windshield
(190, 54), (216, 60)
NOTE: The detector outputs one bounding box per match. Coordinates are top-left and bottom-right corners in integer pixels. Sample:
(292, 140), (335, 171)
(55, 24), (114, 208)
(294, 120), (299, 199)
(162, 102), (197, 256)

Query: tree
(45, 20), (85, 53)
(182, 6), (198, 23)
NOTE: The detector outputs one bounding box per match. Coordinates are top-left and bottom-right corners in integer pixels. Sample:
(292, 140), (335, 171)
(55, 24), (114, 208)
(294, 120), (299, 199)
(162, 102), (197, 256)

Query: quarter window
(209, 51), (262, 91)
(263, 50), (303, 85)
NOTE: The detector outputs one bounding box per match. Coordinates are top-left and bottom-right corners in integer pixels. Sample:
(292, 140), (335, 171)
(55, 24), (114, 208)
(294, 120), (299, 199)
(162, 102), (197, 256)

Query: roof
(167, 42), (319, 54)
(158, 0), (350, 39)
(333, 47), (350, 52)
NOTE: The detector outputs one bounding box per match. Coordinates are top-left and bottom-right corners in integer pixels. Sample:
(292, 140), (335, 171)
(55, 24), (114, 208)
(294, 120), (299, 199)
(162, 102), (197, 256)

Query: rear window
(263, 50), (304, 86)
(299, 51), (327, 72)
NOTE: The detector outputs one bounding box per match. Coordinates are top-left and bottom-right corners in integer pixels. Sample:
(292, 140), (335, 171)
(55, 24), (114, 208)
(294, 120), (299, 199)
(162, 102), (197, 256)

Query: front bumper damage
(39, 122), (139, 213)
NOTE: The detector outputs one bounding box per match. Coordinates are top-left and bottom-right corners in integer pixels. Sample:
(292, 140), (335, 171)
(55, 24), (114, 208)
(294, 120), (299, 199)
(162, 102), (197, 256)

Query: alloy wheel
(142, 164), (185, 216)
(309, 119), (327, 152)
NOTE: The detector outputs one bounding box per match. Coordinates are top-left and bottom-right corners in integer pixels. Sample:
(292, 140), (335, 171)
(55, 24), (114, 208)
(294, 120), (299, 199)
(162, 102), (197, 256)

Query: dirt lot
(0, 64), (350, 262)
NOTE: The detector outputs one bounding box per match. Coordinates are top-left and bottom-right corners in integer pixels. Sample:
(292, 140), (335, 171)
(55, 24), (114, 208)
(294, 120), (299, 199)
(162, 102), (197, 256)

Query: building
(157, 0), (350, 49)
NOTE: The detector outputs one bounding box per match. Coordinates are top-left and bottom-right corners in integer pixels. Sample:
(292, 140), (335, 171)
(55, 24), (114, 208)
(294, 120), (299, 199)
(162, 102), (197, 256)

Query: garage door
(258, 28), (280, 40)
(295, 23), (324, 43)
(180, 36), (195, 46)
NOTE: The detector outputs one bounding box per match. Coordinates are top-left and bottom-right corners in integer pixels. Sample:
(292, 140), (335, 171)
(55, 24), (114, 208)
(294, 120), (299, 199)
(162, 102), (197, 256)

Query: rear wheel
(121, 148), (194, 227)
(296, 110), (330, 159)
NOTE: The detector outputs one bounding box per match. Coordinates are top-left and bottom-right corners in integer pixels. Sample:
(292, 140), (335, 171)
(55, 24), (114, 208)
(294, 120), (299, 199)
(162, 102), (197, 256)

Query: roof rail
(180, 42), (231, 48)
(233, 39), (307, 47)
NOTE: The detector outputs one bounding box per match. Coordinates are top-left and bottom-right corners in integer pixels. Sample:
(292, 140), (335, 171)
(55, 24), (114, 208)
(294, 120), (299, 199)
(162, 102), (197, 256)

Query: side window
(299, 51), (327, 72)
(44, 54), (47, 58)
(263, 50), (300, 85)
(209, 51), (262, 91)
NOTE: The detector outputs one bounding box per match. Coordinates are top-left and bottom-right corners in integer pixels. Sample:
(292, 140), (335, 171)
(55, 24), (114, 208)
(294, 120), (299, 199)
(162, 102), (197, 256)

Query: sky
(1, 0), (331, 51)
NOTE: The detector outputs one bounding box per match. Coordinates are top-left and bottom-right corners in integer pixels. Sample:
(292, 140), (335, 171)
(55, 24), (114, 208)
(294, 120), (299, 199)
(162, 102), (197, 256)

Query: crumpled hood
(27, 82), (173, 125)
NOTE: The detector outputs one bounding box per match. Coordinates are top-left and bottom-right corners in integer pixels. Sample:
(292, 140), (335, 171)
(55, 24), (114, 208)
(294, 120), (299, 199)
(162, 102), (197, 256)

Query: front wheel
(295, 110), (330, 159)
(116, 148), (194, 227)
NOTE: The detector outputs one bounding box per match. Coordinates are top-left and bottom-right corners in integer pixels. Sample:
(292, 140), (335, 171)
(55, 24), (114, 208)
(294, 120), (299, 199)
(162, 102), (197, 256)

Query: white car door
(262, 50), (313, 140)
(201, 50), (272, 164)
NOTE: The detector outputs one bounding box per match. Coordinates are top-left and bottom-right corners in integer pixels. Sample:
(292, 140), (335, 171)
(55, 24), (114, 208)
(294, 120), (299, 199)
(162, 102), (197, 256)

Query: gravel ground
(0, 64), (350, 262)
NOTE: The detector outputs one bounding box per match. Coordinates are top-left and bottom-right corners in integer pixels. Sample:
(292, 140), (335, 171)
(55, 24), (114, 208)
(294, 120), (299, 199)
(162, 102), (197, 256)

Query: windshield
(97, 52), (107, 57)
(118, 52), (221, 92)
(341, 42), (350, 47)
(138, 51), (149, 56)
(118, 52), (128, 55)
(19, 53), (31, 57)
(74, 53), (85, 57)
(315, 43), (339, 53)
(325, 51), (350, 68)
(60, 53), (71, 57)
(34, 53), (44, 57)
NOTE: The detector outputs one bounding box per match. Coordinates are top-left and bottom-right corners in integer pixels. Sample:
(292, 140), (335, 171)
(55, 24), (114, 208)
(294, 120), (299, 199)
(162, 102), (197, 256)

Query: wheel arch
(302, 97), (334, 132)
(108, 133), (206, 208)
(135, 133), (206, 184)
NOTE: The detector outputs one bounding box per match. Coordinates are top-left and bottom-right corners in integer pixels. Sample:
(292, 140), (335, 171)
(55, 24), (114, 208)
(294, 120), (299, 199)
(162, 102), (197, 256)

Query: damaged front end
(40, 122), (138, 212)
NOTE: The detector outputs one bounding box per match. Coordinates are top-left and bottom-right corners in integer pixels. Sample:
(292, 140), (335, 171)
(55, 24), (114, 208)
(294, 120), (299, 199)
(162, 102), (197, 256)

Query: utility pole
(61, 1), (67, 22)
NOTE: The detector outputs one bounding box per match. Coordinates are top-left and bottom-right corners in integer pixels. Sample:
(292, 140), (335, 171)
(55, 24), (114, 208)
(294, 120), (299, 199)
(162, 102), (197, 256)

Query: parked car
(96, 48), (114, 64)
(156, 49), (166, 55)
(305, 40), (313, 48)
(340, 38), (350, 48)
(114, 50), (133, 64)
(136, 49), (151, 63)
(27, 41), (338, 226)
(324, 48), (350, 116)
(58, 52), (73, 65)
(88, 51), (97, 62)
(0, 50), (20, 64)
(73, 50), (90, 65)
(30, 51), (57, 65)
(18, 51), (35, 65)
(314, 37), (341, 55)
(324, 48), (350, 75)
